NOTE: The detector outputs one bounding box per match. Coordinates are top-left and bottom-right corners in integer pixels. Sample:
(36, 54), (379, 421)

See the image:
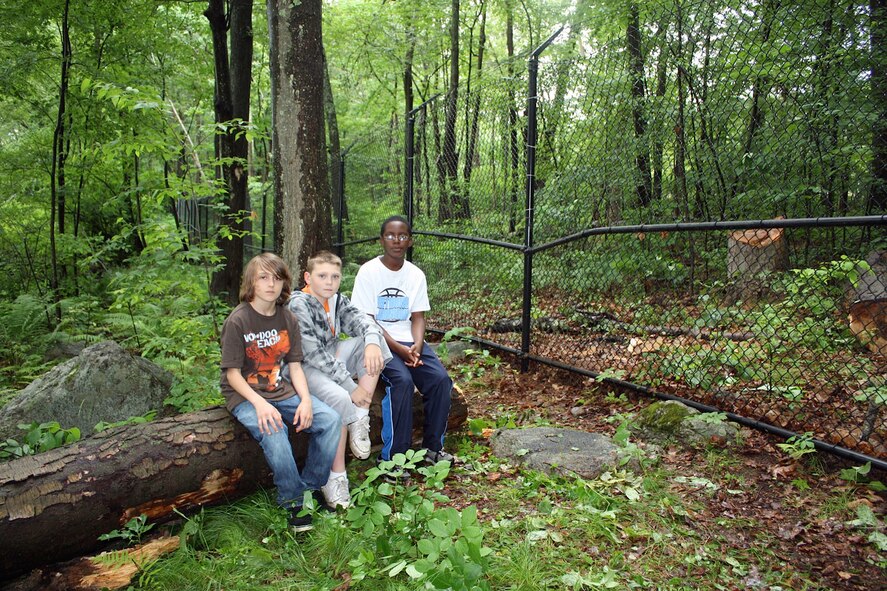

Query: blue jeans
(231, 395), (341, 508)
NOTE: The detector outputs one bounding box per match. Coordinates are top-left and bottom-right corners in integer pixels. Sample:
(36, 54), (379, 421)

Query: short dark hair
(380, 215), (411, 236)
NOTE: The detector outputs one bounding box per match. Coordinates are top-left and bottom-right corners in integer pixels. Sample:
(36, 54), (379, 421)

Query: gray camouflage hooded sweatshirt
(287, 290), (384, 393)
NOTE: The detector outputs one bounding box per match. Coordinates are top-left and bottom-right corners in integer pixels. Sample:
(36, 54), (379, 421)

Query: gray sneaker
(423, 448), (456, 465)
(321, 473), (351, 509)
(347, 415), (372, 460)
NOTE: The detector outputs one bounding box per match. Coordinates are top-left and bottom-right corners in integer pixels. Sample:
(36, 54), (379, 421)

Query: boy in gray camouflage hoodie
(287, 251), (391, 509)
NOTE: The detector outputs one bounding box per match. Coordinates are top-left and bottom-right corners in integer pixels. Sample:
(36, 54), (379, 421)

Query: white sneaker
(321, 473), (351, 509)
(347, 415), (372, 460)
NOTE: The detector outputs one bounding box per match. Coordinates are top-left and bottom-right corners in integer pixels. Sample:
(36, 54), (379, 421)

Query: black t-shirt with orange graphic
(220, 302), (304, 412)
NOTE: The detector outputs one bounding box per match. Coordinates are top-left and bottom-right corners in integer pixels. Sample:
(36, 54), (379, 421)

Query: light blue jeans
(231, 394), (341, 508)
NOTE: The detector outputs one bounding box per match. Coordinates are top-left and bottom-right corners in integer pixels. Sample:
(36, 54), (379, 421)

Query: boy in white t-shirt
(351, 216), (454, 468)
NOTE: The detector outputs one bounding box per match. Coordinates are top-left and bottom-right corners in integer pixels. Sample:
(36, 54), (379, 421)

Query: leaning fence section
(338, 0), (887, 467)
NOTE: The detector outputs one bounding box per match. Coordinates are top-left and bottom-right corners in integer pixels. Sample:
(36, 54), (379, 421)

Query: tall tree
(440, 0), (470, 220)
(871, 0), (887, 214)
(627, 3), (652, 208)
(267, 0), (332, 272)
(49, 0), (72, 322)
(462, 0), (486, 185)
(323, 46), (345, 223)
(205, 0), (254, 305)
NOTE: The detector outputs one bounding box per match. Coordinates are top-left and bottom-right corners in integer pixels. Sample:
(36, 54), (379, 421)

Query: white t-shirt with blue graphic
(351, 257), (430, 343)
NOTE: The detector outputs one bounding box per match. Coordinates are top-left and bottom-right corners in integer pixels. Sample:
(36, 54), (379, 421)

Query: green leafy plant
(437, 326), (477, 364)
(98, 514), (155, 546)
(455, 348), (503, 383)
(776, 433), (816, 460)
(695, 412), (728, 425)
(344, 450), (492, 589)
(94, 410), (158, 433)
(1, 421), (81, 460)
(838, 462), (887, 492)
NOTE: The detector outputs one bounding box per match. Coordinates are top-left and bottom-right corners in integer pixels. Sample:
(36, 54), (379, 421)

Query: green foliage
(98, 514), (155, 546)
(838, 462), (887, 492)
(94, 410), (157, 433)
(437, 326), (476, 364)
(344, 450), (492, 589)
(454, 348), (503, 383)
(776, 433), (817, 460)
(0, 421), (81, 460)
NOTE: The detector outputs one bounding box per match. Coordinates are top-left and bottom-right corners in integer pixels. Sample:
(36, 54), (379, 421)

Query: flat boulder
(490, 427), (620, 479)
(0, 341), (173, 441)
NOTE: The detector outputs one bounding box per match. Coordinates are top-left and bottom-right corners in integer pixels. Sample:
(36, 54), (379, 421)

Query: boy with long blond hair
(220, 253), (341, 531)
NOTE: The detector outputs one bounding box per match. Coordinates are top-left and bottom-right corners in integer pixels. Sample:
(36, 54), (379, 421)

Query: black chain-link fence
(338, 0), (887, 468)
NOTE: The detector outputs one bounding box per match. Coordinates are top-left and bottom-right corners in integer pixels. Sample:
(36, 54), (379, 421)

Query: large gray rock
(490, 427), (620, 479)
(0, 341), (173, 441)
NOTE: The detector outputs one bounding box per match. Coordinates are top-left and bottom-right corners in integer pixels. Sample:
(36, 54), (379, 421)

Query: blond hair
(306, 250), (342, 273)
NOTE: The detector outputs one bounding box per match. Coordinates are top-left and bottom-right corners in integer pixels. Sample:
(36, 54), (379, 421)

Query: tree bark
(462, 1), (486, 185)
(870, 0), (887, 214)
(206, 0), (253, 306)
(267, 0), (332, 273)
(0, 388), (468, 580)
(48, 0), (72, 323)
(506, 0), (519, 234)
(440, 0), (469, 221)
(627, 3), (652, 208)
(323, 46), (345, 223)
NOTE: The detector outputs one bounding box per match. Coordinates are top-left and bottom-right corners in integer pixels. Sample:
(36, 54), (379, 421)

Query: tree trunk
(323, 46), (345, 223)
(506, 0), (519, 234)
(48, 0), (72, 324)
(651, 21), (668, 203)
(440, 0), (468, 221)
(673, 2), (689, 219)
(462, 1), (485, 185)
(870, 0), (887, 214)
(206, 0), (253, 306)
(267, 0), (332, 273)
(849, 251), (887, 357)
(403, 16), (416, 217)
(627, 3), (652, 208)
(0, 388), (468, 580)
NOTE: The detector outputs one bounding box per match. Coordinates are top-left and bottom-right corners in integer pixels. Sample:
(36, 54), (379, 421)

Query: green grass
(119, 429), (879, 591)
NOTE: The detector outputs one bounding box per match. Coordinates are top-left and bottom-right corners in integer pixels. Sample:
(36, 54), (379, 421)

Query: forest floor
(441, 358), (886, 591)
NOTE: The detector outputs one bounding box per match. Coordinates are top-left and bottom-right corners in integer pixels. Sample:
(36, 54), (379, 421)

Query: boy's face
(304, 262), (342, 301)
(380, 220), (412, 260)
(253, 265), (285, 306)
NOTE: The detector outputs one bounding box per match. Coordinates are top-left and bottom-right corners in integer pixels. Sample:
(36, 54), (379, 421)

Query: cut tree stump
(726, 225), (789, 302)
(0, 386), (467, 580)
(849, 251), (887, 357)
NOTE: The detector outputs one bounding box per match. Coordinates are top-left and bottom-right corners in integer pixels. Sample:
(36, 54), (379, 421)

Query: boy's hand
(350, 386), (372, 408)
(406, 344), (424, 368)
(293, 397), (313, 432)
(254, 399), (284, 435)
(364, 343), (384, 376)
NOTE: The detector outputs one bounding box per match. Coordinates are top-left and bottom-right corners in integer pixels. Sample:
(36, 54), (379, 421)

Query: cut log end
(849, 299), (887, 357)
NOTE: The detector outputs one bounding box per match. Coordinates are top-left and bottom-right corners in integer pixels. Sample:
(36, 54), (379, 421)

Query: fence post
(522, 27), (564, 372)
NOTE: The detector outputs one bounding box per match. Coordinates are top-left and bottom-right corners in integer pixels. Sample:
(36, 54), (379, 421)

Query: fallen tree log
(0, 387), (467, 580)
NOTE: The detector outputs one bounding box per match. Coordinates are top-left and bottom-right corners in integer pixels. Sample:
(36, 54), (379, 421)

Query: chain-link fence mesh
(340, 0), (887, 465)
